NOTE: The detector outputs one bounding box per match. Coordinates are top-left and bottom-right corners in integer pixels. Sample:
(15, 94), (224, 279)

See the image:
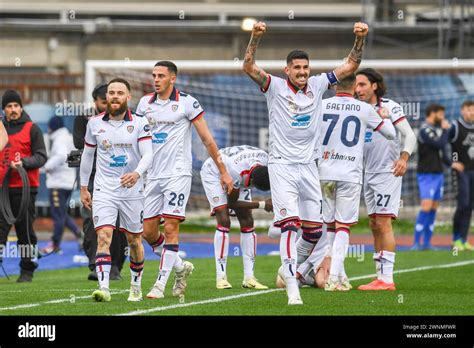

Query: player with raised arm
(201, 145), (272, 290)
(135, 61), (233, 299)
(355, 68), (417, 291)
(319, 74), (396, 291)
(80, 78), (153, 302)
(243, 21), (369, 305)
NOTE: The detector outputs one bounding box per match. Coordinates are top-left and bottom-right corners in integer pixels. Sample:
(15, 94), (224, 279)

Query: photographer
(0, 90), (47, 282)
(73, 83), (127, 281)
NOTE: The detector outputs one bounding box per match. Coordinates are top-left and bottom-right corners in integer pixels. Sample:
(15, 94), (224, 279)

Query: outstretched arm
(243, 21), (270, 90)
(333, 22), (369, 80)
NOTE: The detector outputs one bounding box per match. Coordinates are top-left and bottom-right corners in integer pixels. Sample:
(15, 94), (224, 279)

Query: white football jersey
(319, 94), (386, 184)
(136, 87), (204, 179)
(364, 98), (406, 173)
(262, 73), (337, 164)
(203, 145), (268, 188)
(84, 110), (151, 199)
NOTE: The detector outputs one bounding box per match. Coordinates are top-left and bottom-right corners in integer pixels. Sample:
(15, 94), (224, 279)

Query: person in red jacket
(0, 90), (47, 282)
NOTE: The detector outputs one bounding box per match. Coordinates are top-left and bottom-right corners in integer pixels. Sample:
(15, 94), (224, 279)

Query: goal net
(86, 59), (474, 218)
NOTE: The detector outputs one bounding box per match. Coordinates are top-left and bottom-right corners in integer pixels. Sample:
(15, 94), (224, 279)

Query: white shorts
(364, 172), (402, 219)
(269, 162), (322, 226)
(200, 164), (251, 214)
(143, 175), (192, 222)
(321, 181), (362, 225)
(92, 192), (144, 234)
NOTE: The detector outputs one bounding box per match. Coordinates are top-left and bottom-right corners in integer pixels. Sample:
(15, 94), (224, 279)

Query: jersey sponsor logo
(322, 150), (356, 162)
(110, 154), (128, 167)
(365, 130), (373, 143)
(291, 114), (311, 128)
(101, 139), (113, 151)
(193, 101), (200, 109)
(98, 129), (106, 134)
(391, 106), (402, 116)
(146, 116), (156, 128)
(172, 104), (178, 112)
(152, 132), (168, 144)
(127, 125), (134, 133)
(463, 133), (474, 159)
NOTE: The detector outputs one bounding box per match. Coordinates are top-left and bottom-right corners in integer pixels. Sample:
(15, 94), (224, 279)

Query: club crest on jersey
(280, 208), (287, 217)
(290, 114), (311, 127)
(172, 104), (179, 112)
(127, 125), (134, 133)
(306, 91), (314, 98)
(110, 154), (128, 167)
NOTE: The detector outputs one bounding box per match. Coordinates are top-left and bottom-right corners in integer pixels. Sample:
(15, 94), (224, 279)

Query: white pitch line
(0, 290), (128, 312)
(116, 259), (474, 316)
(1, 259), (473, 314)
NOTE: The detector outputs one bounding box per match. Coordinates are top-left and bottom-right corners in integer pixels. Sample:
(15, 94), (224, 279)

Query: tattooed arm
(243, 21), (270, 89)
(334, 22), (369, 80)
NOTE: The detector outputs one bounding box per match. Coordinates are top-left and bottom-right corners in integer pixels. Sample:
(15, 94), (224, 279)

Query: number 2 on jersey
(322, 113), (361, 147)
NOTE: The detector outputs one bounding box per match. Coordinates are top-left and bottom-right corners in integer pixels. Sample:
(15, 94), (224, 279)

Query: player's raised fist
(252, 22), (266, 37)
(353, 22), (369, 37)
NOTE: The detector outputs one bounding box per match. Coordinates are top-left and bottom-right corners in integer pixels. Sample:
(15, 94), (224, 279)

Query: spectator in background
(0, 121), (7, 150)
(449, 100), (474, 251)
(73, 83), (127, 281)
(39, 116), (83, 256)
(412, 104), (456, 250)
(0, 90), (47, 282)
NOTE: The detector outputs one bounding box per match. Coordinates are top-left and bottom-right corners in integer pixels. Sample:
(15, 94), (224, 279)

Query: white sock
(280, 222), (299, 298)
(329, 228), (350, 279)
(296, 238), (315, 265)
(373, 252), (381, 279)
(130, 260), (144, 287)
(95, 253), (111, 290)
(379, 250), (396, 284)
(156, 245), (178, 288)
(214, 225), (230, 280)
(240, 228), (256, 279)
(326, 227), (336, 257)
(174, 254), (184, 273)
(150, 234), (165, 257)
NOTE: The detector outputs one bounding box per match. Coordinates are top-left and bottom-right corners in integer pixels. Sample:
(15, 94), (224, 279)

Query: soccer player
(450, 100), (474, 251)
(243, 20), (369, 305)
(413, 104), (452, 250)
(201, 145), (272, 289)
(319, 74), (396, 291)
(80, 78), (153, 302)
(276, 230), (331, 290)
(135, 61), (233, 299)
(355, 68), (416, 290)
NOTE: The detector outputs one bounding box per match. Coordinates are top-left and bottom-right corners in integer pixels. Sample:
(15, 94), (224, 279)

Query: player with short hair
(319, 74), (396, 291)
(80, 78), (153, 302)
(355, 68), (417, 291)
(243, 21), (369, 305)
(136, 61), (233, 299)
(201, 145), (272, 290)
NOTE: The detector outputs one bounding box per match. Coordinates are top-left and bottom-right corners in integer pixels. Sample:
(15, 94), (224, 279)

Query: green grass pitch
(0, 251), (473, 316)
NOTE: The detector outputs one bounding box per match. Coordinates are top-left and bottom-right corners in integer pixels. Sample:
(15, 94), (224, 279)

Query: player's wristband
(258, 201), (265, 209)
